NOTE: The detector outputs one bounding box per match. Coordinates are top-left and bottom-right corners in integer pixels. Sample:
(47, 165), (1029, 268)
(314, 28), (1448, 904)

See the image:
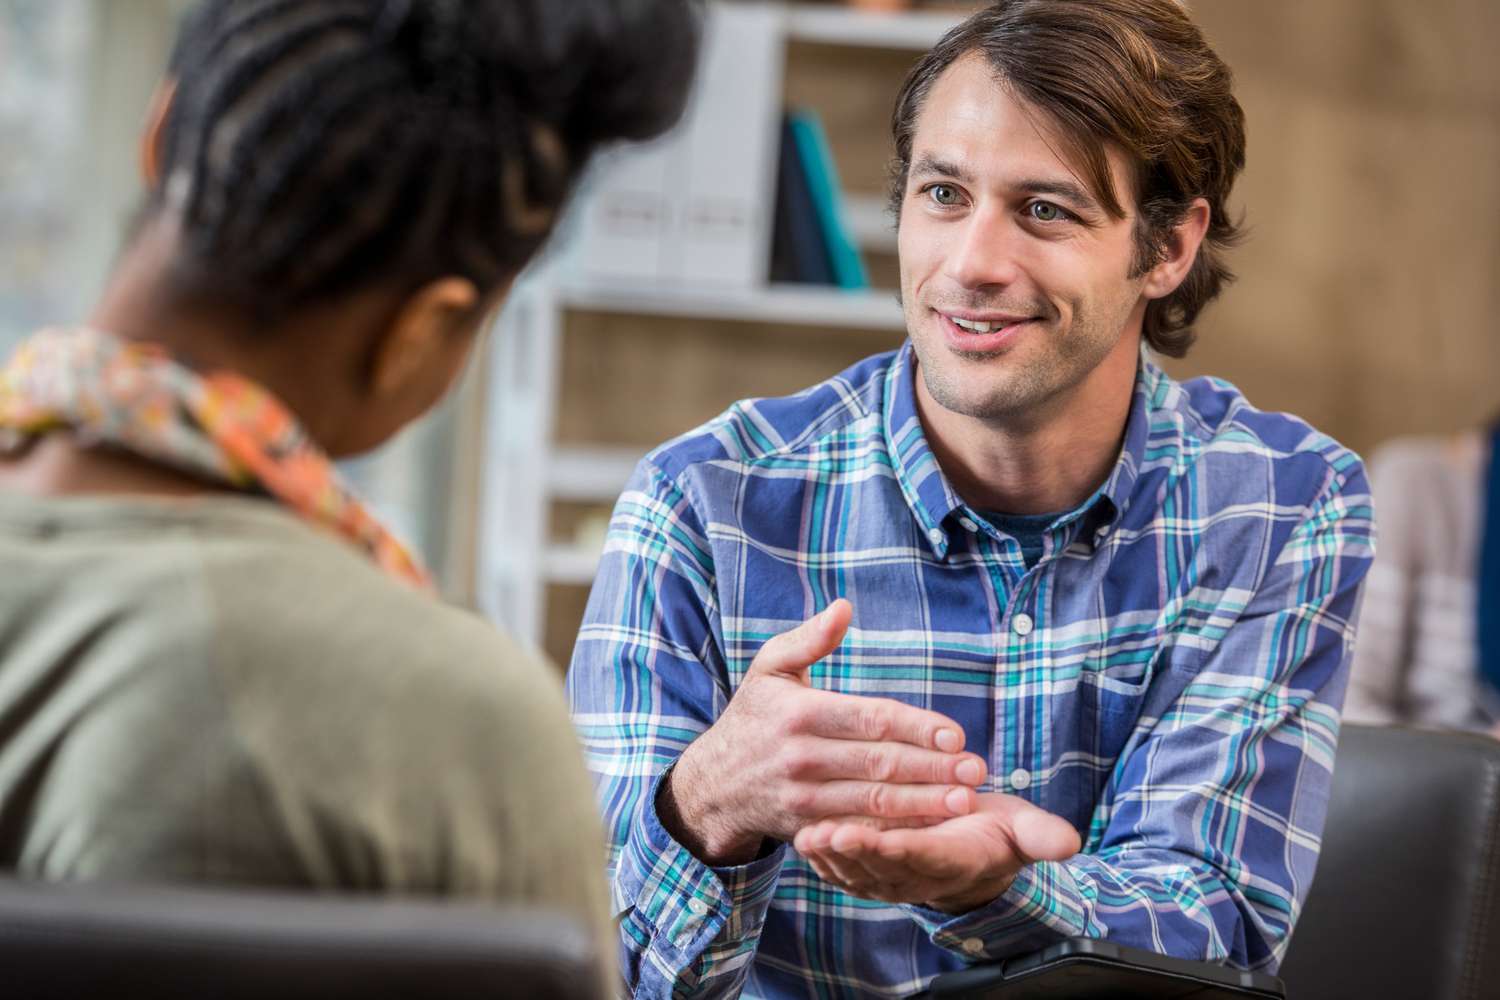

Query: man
(0, 0), (697, 971)
(567, 1), (1375, 996)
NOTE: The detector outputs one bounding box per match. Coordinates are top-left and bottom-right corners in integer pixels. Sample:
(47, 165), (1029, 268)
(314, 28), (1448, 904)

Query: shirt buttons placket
(1011, 612), (1034, 636)
(927, 526), (946, 547)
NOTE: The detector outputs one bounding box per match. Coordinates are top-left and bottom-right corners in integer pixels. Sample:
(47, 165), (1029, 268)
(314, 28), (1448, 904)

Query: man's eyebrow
(1014, 177), (1102, 213)
(909, 155), (975, 184)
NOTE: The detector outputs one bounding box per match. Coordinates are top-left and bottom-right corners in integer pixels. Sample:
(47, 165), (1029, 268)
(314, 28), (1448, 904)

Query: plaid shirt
(567, 343), (1374, 999)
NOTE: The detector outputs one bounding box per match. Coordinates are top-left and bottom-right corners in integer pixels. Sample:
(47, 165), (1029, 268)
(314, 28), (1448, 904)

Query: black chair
(1279, 724), (1500, 1000)
(920, 724), (1500, 999)
(0, 877), (602, 999)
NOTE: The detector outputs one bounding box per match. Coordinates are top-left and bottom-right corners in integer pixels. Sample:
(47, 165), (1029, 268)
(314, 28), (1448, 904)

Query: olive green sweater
(0, 492), (609, 957)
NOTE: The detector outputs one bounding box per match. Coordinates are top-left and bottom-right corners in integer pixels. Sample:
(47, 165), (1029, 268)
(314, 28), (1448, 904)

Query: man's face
(898, 53), (1148, 424)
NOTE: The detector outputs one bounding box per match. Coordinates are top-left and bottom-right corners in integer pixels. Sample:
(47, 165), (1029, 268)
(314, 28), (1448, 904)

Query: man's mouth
(947, 314), (1030, 334)
(936, 310), (1037, 351)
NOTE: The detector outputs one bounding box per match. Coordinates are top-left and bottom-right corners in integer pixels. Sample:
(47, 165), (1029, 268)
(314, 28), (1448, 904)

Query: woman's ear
(368, 277), (481, 401)
(140, 79), (177, 190)
(1142, 198), (1211, 301)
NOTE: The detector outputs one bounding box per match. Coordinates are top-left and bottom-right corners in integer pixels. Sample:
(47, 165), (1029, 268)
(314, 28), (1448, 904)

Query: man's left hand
(793, 792), (1081, 914)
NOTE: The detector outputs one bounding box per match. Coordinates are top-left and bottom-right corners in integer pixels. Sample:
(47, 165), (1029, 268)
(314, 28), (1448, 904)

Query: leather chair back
(0, 878), (602, 999)
(1279, 724), (1500, 1000)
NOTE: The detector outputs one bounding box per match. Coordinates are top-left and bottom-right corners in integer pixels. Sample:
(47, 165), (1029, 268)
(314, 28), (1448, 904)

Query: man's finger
(746, 599), (853, 681)
(794, 741), (986, 787)
(802, 839), (873, 894)
(811, 693), (966, 753)
(811, 780), (976, 820)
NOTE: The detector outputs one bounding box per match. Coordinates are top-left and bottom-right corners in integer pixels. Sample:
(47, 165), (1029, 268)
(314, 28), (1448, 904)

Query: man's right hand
(658, 599), (988, 866)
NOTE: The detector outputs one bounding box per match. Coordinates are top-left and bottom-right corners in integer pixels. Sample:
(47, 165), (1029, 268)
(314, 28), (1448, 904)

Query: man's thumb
(1010, 801), (1083, 865)
(748, 599), (853, 680)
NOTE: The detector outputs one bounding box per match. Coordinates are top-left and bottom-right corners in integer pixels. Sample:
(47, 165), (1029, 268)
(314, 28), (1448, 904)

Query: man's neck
(914, 335), (1139, 516)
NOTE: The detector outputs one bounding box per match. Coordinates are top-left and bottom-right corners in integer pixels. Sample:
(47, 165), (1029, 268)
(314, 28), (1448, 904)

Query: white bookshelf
(558, 281), (905, 331)
(477, 2), (965, 660)
(786, 5), (961, 50)
(543, 544), (610, 587)
(841, 193), (897, 253)
(546, 445), (647, 503)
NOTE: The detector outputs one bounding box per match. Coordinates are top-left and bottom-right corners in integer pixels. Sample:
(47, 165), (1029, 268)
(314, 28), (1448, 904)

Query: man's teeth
(950, 316), (1011, 333)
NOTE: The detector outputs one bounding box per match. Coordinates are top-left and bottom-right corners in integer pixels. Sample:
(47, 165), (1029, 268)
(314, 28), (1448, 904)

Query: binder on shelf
(565, 3), (783, 292)
(787, 108), (870, 290)
(770, 114), (837, 285)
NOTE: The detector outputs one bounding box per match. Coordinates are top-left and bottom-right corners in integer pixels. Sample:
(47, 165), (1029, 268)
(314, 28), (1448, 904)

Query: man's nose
(941, 207), (1024, 290)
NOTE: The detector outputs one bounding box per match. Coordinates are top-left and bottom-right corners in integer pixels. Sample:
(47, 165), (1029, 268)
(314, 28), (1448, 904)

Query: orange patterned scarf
(0, 326), (432, 589)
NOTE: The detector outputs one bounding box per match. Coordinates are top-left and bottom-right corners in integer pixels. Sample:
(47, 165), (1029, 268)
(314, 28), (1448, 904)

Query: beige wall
(1166, 0), (1500, 457)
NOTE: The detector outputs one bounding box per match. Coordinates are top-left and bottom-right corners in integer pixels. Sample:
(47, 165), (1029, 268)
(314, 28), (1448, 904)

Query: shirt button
(1096, 524), (1112, 539)
(962, 937), (986, 956)
(687, 898), (708, 916)
(927, 527), (946, 547)
(1011, 612), (1034, 636)
(1009, 768), (1032, 790)
(959, 517), (979, 533)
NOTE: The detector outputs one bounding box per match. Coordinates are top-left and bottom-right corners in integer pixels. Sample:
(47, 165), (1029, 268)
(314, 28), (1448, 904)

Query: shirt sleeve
(903, 457), (1376, 973)
(566, 459), (783, 999)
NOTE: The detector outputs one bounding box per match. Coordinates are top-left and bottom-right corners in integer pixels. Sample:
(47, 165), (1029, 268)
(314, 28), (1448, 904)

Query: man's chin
(920, 368), (1036, 423)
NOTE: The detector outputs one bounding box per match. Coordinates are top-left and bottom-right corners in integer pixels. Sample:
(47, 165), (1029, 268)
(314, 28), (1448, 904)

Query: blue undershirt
(979, 509), (1063, 569)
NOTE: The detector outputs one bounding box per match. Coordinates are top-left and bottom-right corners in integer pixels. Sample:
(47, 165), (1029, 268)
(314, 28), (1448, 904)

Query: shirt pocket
(1079, 648), (1155, 766)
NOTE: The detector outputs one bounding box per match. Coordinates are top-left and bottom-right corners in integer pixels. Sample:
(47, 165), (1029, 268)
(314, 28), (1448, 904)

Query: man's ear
(369, 277), (481, 399)
(1141, 198), (1211, 301)
(140, 79), (177, 190)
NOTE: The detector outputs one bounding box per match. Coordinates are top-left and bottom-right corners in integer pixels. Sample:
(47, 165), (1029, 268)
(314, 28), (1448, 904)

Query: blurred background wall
(1176, 0), (1500, 455)
(0, 0), (1495, 649)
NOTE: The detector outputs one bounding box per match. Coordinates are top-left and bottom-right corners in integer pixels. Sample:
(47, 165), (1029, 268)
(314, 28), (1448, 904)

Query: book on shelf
(790, 108), (871, 290)
(770, 113), (838, 286)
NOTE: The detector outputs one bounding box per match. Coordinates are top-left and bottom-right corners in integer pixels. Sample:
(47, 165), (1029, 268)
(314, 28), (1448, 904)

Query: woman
(0, 0), (697, 948)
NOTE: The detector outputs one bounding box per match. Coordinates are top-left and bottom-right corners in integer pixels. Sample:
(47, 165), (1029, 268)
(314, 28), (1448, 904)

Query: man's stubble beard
(914, 311), (1121, 423)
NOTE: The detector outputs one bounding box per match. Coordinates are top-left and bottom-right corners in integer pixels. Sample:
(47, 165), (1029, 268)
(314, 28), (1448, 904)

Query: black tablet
(916, 938), (1285, 999)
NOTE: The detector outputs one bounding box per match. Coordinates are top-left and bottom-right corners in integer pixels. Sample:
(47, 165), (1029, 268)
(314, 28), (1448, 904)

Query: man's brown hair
(890, 0), (1246, 358)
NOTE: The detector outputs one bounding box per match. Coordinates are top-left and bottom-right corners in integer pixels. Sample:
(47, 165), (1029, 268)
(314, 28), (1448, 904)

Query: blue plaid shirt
(567, 344), (1374, 999)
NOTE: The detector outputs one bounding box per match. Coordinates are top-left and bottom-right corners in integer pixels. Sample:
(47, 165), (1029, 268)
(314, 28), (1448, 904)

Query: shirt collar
(881, 341), (1158, 559)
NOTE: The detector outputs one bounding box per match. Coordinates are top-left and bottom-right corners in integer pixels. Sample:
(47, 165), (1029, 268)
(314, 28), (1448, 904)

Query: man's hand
(660, 599), (988, 866)
(792, 792), (1082, 913)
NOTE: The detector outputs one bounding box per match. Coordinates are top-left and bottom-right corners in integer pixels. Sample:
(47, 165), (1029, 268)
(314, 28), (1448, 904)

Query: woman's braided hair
(153, 0), (699, 321)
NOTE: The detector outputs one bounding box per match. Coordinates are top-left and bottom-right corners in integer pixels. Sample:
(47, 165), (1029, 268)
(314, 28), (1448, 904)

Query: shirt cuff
(614, 764), (786, 973)
(902, 861), (1086, 961)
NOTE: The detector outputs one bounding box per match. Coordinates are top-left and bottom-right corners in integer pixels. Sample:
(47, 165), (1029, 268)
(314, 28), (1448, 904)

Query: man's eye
(927, 185), (959, 206)
(1029, 201), (1066, 222)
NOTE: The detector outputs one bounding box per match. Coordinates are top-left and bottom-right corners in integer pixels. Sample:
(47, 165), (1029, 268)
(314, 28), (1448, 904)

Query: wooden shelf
(785, 4), (963, 50)
(557, 282), (906, 331)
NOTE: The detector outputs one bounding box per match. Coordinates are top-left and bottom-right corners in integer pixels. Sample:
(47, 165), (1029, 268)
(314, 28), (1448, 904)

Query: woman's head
(125, 0), (698, 452)
(154, 0), (697, 318)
